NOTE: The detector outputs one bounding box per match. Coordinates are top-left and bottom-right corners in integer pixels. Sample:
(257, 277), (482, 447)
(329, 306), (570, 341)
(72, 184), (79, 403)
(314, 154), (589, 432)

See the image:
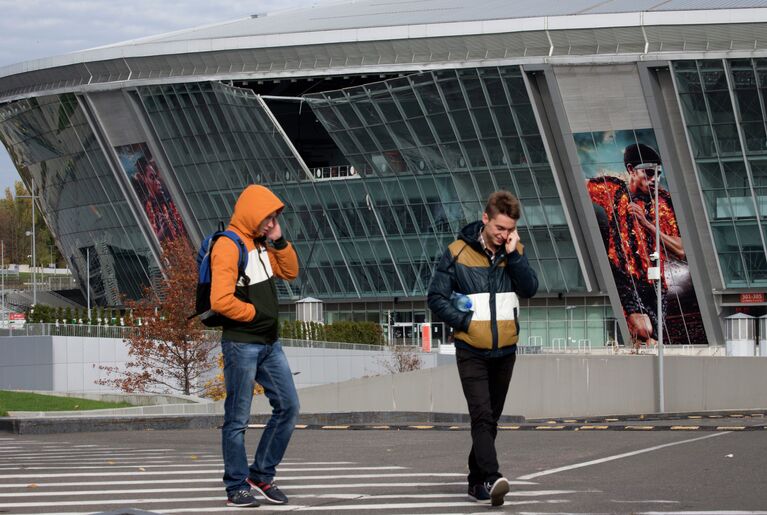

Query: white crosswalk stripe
(0, 436), (576, 514)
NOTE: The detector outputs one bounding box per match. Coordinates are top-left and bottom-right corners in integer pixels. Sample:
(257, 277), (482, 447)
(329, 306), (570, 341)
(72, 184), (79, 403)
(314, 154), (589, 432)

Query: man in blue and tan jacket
(428, 190), (538, 507)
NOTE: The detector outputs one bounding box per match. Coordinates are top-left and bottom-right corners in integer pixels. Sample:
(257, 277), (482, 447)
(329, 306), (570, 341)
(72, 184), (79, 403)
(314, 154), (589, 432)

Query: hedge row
(281, 320), (384, 346)
(24, 305), (126, 325)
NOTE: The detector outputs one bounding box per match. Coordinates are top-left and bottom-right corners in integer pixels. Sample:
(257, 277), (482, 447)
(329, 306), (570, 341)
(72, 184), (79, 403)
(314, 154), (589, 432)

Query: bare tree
(378, 345), (423, 374)
(98, 237), (217, 395)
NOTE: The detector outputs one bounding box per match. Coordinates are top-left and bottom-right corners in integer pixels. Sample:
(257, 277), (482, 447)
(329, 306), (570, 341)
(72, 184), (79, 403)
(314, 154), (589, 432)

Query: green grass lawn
(0, 390), (133, 416)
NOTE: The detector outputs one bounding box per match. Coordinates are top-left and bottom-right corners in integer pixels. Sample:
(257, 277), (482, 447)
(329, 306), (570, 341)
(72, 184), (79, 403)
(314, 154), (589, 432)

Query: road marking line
(0, 450), (192, 459)
(671, 426), (699, 430)
(499, 425), (520, 430)
(321, 425), (350, 429)
(535, 425), (565, 430)
(625, 426), (655, 430)
(0, 482), (474, 497)
(0, 463), (393, 472)
(578, 425), (609, 430)
(516, 431), (730, 480)
(716, 426), (745, 430)
(408, 425), (434, 429)
(637, 511), (767, 514)
(0, 466), (406, 479)
(0, 473), (473, 488)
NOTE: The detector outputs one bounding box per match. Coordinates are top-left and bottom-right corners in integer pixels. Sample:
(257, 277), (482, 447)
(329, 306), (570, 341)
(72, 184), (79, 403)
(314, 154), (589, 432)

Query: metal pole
(656, 171), (665, 413)
(31, 179), (36, 306)
(87, 247), (91, 322)
(1, 240), (4, 327)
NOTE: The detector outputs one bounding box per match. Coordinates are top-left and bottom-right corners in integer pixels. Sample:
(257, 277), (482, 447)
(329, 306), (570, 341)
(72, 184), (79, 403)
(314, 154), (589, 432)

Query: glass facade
(136, 81), (313, 297)
(674, 59), (767, 287)
(0, 94), (157, 305)
(307, 66), (585, 297)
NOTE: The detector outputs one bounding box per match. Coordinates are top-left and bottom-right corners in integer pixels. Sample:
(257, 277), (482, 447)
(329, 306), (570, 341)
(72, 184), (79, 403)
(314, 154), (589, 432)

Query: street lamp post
(18, 179), (37, 307)
(25, 229), (36, 306)
(86, 247), (90, 322)
(1, 240), (4, 327)
(654, 166), (665, 413)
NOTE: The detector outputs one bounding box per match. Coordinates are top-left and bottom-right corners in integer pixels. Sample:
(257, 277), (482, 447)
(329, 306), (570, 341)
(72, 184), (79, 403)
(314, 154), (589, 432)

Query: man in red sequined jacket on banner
(587, 143), (685, 348)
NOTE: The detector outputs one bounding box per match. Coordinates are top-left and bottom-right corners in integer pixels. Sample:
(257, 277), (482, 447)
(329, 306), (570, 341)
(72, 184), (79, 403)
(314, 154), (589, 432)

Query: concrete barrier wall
(268, 354), (767, 418)
(0, 336), (439, 394)
(0, 336), (55, 391)
(0, 335), (130, 393)
(3, 335), (766, 418)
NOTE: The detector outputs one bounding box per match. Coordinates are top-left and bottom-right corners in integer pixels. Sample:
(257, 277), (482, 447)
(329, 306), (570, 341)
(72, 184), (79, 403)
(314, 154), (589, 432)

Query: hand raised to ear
(505, 229), (520, 255)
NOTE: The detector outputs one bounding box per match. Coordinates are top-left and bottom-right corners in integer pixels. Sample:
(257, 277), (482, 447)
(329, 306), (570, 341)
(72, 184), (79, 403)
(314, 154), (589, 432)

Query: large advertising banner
(574, 129), (706, 346)
(115, 143), (187, 242)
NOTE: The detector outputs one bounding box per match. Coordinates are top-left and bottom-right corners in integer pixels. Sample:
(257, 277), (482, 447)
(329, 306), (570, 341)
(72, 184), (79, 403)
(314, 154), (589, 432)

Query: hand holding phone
(505, 229), (520, 255)
(265, 219), (282, 241)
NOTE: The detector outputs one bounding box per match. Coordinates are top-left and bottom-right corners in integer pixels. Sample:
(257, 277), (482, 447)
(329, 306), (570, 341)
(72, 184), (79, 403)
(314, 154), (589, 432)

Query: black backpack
(190, 225), (249, 327)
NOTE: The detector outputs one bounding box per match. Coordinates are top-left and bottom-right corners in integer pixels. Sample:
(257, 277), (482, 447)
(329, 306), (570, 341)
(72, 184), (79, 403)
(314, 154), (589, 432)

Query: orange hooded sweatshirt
(209, 185), (299, 343)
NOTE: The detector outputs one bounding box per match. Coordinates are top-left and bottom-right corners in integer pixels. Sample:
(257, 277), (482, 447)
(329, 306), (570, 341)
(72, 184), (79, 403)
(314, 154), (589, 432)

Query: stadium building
(2, 0), (767, 348)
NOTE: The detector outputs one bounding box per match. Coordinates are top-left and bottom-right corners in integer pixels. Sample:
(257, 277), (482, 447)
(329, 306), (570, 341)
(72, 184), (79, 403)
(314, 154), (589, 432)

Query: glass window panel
(697, 161), (725, 189)
(452, 110), (477, 140)
(374, 94), (402, 123)
(706, 92), (735, 123)
(524, 135), (547, 164)
(473, 108), (496, 138)
(415, 83), (445, 115)
(369, 124), (395, 150)
(409, 117), (436, 146)
(735, 89), (763, 122)
(701, 69), (727, 92)
(355, 99), (382, 125)
(503, 137), (526, 167)
(461, 74), (488, 108)
(502, 74), (528, 105)
(722, 160), (749, 188)
(430, 113), (457, 142)
(742, 122), (767, 153)
(679, 93), (709, 124)
(396, 89), (423, 119)
(687, 125), (717, 158)
(494, 108), (518, 137)
(514, 104), (538, 135)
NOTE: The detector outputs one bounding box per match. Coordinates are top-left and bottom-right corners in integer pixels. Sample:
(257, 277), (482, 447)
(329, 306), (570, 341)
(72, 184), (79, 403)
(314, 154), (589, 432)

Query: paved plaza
(1, 416), (766, 514)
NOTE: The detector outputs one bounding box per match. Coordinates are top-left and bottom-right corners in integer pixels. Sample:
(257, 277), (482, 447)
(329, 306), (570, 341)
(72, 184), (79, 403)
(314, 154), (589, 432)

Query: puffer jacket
(210, 185), (299, 344)
(427, 221), (538, 353)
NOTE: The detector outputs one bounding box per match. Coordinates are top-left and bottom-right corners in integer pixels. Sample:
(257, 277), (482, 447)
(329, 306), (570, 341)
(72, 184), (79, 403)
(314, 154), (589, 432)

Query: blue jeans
(221, 340), (299, 495)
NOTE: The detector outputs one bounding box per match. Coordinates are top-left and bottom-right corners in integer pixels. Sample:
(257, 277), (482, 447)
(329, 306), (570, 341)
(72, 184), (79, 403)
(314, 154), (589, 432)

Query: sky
(0, 0), (322, 194)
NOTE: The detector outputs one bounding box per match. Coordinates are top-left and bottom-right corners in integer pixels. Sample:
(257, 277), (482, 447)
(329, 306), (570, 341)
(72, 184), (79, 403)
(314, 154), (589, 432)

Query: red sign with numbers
(740, 292), (765, 304)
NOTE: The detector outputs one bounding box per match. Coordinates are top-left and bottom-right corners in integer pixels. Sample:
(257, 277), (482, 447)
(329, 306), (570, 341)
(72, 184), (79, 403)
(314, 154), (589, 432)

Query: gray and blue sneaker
(486, 477), (510, 506)
(468, 482), (491, 503)
(247, 479), (289, 504)
(226, 489), (260, 508)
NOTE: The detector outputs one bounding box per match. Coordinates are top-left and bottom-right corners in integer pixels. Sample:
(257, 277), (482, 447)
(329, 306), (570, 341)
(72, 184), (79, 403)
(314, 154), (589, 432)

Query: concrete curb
(0, 411), (524, 435)
(2, 409), (763, 435)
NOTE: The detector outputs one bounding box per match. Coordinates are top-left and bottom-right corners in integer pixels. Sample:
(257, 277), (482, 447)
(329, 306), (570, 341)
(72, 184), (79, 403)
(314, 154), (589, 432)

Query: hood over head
(229, 185), (285, 239)
(457, 220), (484, 249)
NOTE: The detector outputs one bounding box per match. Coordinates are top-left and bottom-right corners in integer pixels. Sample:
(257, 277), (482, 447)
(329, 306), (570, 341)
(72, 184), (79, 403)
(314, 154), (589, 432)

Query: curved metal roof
(3, 0), (767, 74)
(100, 0), (767, 43)
(2, 0), (767, 102)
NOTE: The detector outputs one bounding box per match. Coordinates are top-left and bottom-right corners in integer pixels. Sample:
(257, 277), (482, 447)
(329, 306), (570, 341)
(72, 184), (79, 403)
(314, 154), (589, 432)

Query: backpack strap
(216, 230), (250, 286)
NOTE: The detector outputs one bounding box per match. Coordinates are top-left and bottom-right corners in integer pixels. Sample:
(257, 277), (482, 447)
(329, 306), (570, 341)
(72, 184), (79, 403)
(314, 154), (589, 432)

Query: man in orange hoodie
(211, 185), (300, 508)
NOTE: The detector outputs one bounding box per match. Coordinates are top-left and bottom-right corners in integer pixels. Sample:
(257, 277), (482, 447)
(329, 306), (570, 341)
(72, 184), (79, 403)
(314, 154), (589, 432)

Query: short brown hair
(485, 190), (521, 220)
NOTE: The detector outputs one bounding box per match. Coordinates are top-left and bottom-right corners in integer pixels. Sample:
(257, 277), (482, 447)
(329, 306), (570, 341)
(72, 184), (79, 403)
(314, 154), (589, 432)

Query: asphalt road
(1, 419), (766, 514)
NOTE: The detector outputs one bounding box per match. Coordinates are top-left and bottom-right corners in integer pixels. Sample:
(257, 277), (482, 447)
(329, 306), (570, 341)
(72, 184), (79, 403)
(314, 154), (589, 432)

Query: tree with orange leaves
(97, 237), (217, 396)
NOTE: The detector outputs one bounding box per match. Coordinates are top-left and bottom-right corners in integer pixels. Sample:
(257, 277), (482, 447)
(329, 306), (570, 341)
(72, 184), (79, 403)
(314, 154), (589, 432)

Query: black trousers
(456, 347), (517, 486)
